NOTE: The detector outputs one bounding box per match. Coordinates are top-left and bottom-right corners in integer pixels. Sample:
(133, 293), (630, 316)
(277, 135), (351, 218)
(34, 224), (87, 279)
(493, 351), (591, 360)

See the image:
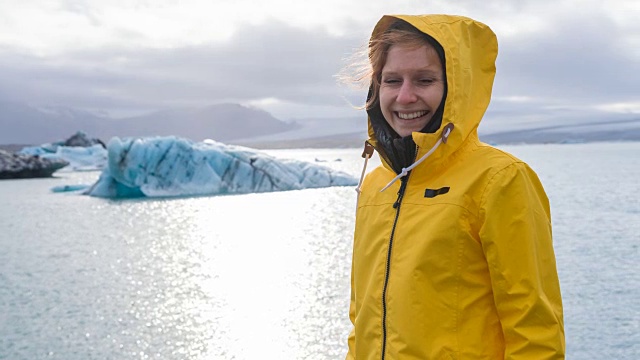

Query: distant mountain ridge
(0, 101), (297, 145)
(2, 100), (639, 149)
(0, 101), (105, 145)
(480, 117), (640, 144)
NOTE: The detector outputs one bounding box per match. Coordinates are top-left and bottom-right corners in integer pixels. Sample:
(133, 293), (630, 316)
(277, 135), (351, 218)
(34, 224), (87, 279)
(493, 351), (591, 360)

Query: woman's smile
(396, 110), (429, 120)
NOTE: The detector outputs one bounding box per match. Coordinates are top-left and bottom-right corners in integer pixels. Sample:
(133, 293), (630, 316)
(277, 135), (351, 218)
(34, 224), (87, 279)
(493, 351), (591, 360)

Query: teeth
(397, 111), (427, 120)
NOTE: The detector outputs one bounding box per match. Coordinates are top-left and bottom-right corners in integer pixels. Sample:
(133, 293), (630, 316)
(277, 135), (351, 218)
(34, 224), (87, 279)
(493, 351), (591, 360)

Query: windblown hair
(339, 20), (443, 110)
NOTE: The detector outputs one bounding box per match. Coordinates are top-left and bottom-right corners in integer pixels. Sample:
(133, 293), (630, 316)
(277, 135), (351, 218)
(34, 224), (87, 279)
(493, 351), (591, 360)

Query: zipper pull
(392, 176), (409, 209)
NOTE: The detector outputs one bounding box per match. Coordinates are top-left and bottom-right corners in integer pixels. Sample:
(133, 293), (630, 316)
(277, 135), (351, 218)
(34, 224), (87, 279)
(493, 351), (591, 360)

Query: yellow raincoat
(347, 15), (564, 359)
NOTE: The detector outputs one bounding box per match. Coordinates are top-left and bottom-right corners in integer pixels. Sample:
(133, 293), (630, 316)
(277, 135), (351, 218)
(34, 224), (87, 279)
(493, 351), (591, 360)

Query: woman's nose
(396, 81), (418, 104)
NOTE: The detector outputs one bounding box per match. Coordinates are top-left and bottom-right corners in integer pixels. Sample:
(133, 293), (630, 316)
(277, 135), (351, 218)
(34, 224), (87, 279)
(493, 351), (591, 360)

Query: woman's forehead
(383, 45), (442, 71)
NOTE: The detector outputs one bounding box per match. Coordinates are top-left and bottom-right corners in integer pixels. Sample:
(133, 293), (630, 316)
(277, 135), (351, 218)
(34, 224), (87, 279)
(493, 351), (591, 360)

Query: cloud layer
(0, 0), (637, 120)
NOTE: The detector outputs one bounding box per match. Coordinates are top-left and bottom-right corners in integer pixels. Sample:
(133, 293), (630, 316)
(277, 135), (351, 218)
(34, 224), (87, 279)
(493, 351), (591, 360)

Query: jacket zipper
(381, 174), (410, 360)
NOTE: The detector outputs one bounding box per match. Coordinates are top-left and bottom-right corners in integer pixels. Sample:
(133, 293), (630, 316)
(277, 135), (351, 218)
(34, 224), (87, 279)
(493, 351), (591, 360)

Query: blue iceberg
(21, 144), (107, 171)
(84, 137), (357, 198)
(20, 131), (108, 171)
(51, 184), (91, 193)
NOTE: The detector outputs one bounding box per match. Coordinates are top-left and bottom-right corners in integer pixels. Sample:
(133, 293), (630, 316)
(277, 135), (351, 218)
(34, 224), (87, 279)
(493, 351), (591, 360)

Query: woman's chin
(396, 125), (425, 138)
(391, 118), (430, 137)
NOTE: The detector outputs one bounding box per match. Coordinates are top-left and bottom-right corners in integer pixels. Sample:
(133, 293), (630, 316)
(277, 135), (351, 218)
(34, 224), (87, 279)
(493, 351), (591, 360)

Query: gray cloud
(0, 11), (637, 120)
(0, 21), (364, 116)
(495, 15), (637, 104)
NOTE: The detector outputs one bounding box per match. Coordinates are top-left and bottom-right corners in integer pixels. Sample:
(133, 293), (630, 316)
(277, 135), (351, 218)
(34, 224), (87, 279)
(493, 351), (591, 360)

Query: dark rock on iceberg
(0, 149), (69, 179)
(62, 131), (106, 148)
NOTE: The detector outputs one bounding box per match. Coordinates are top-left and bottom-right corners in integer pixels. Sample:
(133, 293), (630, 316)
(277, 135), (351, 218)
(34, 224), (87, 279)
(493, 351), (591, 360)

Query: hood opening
(367, 19), (448, 174)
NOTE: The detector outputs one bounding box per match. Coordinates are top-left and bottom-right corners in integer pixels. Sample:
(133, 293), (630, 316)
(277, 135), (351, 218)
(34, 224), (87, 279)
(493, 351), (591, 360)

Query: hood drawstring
(356, 142), (375, 194)
(380, 123), (454, 192)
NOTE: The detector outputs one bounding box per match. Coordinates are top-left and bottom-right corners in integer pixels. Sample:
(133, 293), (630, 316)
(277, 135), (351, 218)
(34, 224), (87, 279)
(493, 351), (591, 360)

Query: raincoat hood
(367, 15), (498, 173)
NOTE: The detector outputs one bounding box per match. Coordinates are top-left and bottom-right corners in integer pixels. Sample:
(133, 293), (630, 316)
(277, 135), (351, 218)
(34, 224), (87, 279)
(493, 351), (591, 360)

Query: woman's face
(379, 44), (445, 138)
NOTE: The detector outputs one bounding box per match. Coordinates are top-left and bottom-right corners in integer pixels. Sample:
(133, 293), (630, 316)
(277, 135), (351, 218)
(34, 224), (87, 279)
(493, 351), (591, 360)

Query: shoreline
(4, 136), (640, 153)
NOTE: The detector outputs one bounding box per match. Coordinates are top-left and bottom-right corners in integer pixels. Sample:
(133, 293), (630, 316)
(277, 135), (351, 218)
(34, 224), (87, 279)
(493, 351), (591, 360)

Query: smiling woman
(344, 15), (565, 360)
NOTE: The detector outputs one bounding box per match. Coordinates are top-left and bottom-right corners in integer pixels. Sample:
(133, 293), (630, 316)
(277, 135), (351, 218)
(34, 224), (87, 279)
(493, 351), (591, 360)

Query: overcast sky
(0, 0), (637, 122)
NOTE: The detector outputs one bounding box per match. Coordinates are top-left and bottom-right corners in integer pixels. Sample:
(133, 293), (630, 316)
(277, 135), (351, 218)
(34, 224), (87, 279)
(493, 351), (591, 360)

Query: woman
(347, 15), (565, 359)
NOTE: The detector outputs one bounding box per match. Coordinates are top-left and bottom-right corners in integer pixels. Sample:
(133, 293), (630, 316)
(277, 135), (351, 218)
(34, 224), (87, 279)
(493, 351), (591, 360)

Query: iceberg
(21, 144), (107, 171)
(51, 184), (91, 193)
(0, 149), (69, 179)
(84, 136), (358, 198)
(20, 131), (108, 171)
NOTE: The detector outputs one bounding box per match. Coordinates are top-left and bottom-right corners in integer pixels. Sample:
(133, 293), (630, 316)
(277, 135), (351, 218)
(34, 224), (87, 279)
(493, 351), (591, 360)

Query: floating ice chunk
(85, 137), (357, 198)
(0, 149), (68, 179)
(51, 184), (91, 193)
(20, 144), (107, 171)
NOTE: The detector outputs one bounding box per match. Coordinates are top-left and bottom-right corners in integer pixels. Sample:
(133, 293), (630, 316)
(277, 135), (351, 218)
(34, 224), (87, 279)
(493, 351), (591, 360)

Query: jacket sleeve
(478, 162), (565, 359)
(345, 255), (356, 360)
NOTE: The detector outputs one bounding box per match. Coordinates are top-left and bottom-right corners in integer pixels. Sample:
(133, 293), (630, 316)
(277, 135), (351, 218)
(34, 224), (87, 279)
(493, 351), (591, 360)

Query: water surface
(1, 143), (638, 359)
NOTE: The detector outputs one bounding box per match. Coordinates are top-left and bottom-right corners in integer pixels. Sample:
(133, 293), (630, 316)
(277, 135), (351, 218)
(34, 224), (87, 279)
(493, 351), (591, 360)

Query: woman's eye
(382, 78), (401, 85)
(418, 78), (435, 84)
